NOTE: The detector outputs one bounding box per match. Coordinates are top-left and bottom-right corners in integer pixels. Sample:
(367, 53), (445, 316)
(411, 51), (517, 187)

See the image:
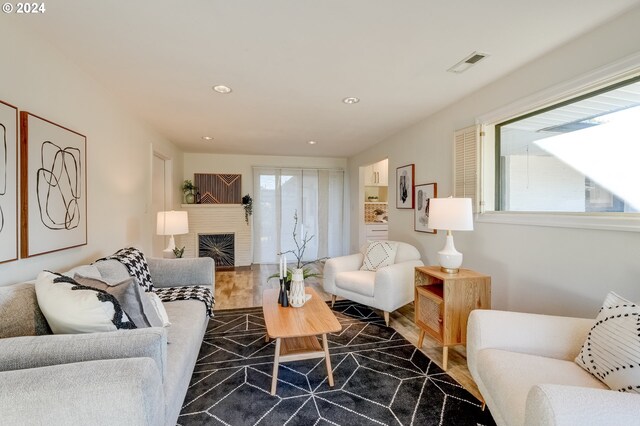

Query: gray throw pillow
(0, 283), (52, 338)
(93, 259), (132, 284)
(74, 275), (163, 328)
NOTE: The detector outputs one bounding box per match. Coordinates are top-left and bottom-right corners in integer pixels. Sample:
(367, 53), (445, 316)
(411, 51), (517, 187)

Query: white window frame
(475, 52), (640, 232)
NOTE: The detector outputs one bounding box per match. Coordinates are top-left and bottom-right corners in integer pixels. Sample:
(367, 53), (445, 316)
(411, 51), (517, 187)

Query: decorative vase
(185, 193), (196, 204)
(288, 268), (307, 307)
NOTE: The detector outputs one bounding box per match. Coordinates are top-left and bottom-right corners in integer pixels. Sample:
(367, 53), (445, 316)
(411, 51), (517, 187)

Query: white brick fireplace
(175, 204), (252, 267)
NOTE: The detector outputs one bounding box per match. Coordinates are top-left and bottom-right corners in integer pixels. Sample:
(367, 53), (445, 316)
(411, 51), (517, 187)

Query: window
(495, 75), (640, 214)
(253, 167), (344, 264)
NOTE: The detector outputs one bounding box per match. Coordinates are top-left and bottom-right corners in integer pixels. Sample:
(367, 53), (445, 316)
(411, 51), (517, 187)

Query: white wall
(348, 7), (640, 317)
(0, 20), (183, 286)
(184, 153), (347, 197)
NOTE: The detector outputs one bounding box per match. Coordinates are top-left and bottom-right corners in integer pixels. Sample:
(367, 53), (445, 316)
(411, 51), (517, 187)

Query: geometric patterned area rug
(177, 300), (496, 426)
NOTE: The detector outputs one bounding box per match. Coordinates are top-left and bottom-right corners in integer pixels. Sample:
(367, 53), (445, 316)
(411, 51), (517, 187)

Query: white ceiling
(23, 0), (640, 157)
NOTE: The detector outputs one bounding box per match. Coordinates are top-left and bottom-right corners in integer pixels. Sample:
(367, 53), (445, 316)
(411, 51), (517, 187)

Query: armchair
(323, 241), (423, 325)
(467, 309), (640, 426)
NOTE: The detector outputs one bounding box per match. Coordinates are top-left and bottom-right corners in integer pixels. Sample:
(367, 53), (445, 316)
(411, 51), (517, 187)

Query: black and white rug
(178, 300), (495, 426)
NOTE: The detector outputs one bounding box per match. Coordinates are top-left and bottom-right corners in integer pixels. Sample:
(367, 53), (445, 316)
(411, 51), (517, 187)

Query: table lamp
(427, 197), (473, 274)
(157, 210), (189, 255)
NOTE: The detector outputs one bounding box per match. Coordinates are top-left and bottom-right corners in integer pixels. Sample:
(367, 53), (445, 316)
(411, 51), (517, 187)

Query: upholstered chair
(323, 241), (423, 326)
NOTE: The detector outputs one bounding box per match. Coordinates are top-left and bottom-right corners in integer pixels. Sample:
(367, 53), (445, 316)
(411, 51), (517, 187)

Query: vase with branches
(269, 211), (325, 282)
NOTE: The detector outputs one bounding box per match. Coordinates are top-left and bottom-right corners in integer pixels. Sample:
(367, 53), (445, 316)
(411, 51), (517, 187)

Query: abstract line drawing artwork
(0, 100), (18, 264)
(37, 141), (82, 230)
(1, 123), (6, 233)
(20, 112), (87, 258)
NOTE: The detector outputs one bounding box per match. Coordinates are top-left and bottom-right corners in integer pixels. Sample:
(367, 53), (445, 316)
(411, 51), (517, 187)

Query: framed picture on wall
(396, 164), (414, 209)
(414, 182), (437, 233)
(0, 100), (18, 264)
(20, 112), (87, 258)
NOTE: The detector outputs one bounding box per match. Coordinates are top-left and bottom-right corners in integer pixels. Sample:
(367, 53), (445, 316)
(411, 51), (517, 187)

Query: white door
(151, 154), (167, 257)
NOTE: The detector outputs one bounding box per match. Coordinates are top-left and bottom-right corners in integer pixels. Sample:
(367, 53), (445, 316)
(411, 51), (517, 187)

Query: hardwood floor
(214, 264), (483, 402)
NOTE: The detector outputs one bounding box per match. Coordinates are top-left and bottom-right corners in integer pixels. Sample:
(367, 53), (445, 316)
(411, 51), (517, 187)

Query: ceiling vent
(447, 51), (489, 74)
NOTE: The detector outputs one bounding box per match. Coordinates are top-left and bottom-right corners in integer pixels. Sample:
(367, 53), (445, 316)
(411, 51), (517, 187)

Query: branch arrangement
(277, 210), (328, 269)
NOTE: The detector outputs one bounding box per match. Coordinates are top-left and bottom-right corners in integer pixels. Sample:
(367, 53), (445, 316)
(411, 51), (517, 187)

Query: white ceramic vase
(288, 268), (307, 308)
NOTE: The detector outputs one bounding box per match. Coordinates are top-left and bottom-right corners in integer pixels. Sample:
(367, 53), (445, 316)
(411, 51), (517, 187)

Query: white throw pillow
(575, 291), (640, 393)
(147, 292), (171, 327)
(360, 241), (398, 271)
(35, 271), (136, 334)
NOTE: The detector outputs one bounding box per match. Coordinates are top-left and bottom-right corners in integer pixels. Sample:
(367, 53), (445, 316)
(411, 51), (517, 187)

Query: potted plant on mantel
(241, 194), (253, 225)
(182, 180), (198, 204)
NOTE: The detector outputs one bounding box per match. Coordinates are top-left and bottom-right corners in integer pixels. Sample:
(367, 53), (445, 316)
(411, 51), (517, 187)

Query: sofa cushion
(147, 292), (171, 327)
(575, 291), (640, 393)
(477, 348), (607, 426)
(0, 283), (51, 338)
(74, 274), (163, 328)
(95, 259), (132, 284)
(336, 271), (376, 297)
(61, 264), (102, 280)
(35, 271), (136, 334)
(163, 299), (208, 426)
(360, 241), (398, 271)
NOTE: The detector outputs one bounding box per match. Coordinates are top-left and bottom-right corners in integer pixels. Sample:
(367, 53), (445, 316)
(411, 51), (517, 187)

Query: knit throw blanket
(97, 247), (214, 317)
(96, 247), (154, 291)
(155, 286), (214, 318)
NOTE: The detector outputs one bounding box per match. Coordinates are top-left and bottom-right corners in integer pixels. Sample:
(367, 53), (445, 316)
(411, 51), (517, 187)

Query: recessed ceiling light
(308, 140), (317, 145)
(201, 136), (213, 141)
(212, 85), (232, 94)
(343, 97), (360, 104)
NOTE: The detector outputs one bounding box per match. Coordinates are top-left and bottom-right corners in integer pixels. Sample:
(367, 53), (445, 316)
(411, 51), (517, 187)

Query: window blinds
(454, 125), (480, 212)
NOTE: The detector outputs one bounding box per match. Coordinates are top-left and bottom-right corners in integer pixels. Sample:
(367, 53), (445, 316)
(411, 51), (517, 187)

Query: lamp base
(440, 266), (460, 274)
(163, 235), (176, 255)
(438, 232), (463, 274)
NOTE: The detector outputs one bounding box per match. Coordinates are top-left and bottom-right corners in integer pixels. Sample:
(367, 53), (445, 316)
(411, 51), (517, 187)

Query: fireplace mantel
(176, 204), (252, 267)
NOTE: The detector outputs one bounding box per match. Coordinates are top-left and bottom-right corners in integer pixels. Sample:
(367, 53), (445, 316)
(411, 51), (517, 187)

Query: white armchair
(323, 241), (423, 326)
(467, 309), (640, 426)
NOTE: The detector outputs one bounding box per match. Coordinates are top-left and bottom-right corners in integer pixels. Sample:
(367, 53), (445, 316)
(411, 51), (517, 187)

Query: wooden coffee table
(263, 287), (342, 395)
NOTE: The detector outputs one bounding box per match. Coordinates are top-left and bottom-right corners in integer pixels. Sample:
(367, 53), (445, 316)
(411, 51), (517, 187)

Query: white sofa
(467, 309), (640, 426)
(323, 241), (423, 325)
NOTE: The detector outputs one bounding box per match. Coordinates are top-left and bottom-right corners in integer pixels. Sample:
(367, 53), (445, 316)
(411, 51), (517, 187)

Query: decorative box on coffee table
(414, 266), (491, 370)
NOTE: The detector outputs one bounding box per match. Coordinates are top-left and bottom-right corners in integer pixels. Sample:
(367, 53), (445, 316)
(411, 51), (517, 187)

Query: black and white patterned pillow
(35, 271), (136, 334)
(96, 247), (154, 292)
(360, 241), (398, 271)
(575, 291), (640, 393)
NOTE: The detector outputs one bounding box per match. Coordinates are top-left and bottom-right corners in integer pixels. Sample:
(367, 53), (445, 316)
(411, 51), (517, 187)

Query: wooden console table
(414, 266), (491, 370)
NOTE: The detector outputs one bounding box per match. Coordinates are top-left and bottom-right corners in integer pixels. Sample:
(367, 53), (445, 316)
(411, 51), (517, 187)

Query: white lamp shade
(428, 198), (474, 231)
(157, 211), (189, 236)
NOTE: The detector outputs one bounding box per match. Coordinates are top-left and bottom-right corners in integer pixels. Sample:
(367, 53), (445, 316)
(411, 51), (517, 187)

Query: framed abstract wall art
(414, 182), (437, 233)
(20, 112), (87, 258)
(396, 164), (414, 209)
(0, 100), (18, 264)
